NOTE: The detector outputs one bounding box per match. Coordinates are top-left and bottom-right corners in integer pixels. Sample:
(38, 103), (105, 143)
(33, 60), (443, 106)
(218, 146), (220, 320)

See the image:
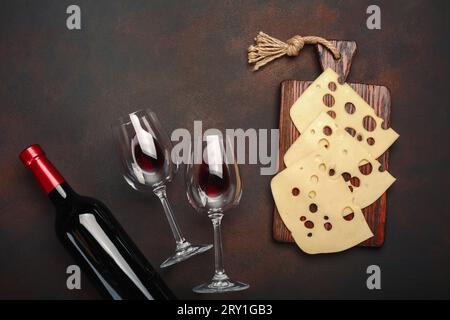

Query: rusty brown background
(0, 0), (449, 299)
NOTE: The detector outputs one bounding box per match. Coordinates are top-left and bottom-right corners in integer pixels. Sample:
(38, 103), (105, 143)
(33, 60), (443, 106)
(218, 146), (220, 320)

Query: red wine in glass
(198, 162), (230, 197)
(133, 137), (165, 173)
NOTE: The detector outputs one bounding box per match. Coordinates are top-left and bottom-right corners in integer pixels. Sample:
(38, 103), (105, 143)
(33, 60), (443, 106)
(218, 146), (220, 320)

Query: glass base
(193, 275), (249, 293)
(160, 242), (212, 268)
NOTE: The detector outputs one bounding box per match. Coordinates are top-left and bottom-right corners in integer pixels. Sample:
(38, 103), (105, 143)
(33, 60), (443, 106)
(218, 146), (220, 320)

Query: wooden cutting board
(273, 40), (392, 247)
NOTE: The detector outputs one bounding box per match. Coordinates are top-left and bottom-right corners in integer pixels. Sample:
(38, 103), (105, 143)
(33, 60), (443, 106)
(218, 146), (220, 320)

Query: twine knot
(248, 31), (340, 71)
(286, 35), (305, 56)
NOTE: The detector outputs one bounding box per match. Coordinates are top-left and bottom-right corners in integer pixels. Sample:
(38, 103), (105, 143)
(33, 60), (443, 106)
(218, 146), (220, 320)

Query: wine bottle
(19, 144), (176, 300)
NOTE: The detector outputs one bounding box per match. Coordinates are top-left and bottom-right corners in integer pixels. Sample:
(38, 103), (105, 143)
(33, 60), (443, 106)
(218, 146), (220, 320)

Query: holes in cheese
(323, 126), (333, 135)
(292, 187), (300, 196)
(304, 220), (314, 229)
(323, 94), (335, 107)
(345, 102), (356, 114)
(289, 68), (399, 159)
(328, 82), (337, 92)
(318, 138), (329, 149)
(342, 207), (355, 221)
(284, 113), (396, 209)
(350, 176), (360, 187)
(345, 127), (356, 137)
(309, 203), (318, 213)
(270, 153), (373, 254)
(363, 115), (376, 132)
(341, 172), (351, 181)
(359, 161), (373, 175)
(327, 110), (336, 119)
(318, 163), (326, 172)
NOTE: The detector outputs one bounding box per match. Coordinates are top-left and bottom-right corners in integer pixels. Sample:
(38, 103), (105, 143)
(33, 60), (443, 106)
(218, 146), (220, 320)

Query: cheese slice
(271, 153), (373, 254)
(289, 68), (399, 159)
(284, 113), (396, 209)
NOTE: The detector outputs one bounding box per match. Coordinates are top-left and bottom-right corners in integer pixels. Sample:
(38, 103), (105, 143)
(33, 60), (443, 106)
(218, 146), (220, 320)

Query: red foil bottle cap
(20, 144), (65, 194)
(19, 144), (45, 166)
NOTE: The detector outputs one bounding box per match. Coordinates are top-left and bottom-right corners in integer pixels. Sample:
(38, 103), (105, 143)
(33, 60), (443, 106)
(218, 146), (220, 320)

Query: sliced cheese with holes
(289, 68), (399, 159)
(271, 153), (373, 254)
(284, 113), (396, 208)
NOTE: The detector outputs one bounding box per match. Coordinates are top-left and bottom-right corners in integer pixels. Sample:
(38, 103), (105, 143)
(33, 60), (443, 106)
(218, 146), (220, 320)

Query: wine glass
(185, 133), (249, 293)
(112, 109), (212, 268)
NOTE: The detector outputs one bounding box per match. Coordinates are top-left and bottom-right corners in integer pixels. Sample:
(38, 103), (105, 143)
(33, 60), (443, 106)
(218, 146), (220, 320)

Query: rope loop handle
(248, 31), (341, 71)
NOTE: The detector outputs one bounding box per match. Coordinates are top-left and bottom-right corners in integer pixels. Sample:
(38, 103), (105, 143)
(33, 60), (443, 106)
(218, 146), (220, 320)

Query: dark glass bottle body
(50, 183), (175, 300)
(20, 144), (175, 300)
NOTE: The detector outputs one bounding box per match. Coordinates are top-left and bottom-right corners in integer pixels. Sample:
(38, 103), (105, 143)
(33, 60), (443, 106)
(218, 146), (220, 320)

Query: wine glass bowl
(113, 110), (174, 190)
(186, 141), (242, 213)
(113, 109), (212, 268)
(185, 133), (249, 293)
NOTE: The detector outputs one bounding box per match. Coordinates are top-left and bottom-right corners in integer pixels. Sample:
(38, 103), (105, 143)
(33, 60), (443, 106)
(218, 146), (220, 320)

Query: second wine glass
(185, 133), (249, 293)
(113, 109), (212, 268)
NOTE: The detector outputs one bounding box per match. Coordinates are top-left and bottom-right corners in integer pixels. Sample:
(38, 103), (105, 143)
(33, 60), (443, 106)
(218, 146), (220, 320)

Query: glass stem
(209, 212), (228, 281)
(154, 185), (186, 248)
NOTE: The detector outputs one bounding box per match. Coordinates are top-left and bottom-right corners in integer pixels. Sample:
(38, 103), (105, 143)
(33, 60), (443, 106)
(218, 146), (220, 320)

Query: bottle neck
(48, 181), (76, 208)
(20, 145), (77, 210)
(28, 157), (76, 209)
